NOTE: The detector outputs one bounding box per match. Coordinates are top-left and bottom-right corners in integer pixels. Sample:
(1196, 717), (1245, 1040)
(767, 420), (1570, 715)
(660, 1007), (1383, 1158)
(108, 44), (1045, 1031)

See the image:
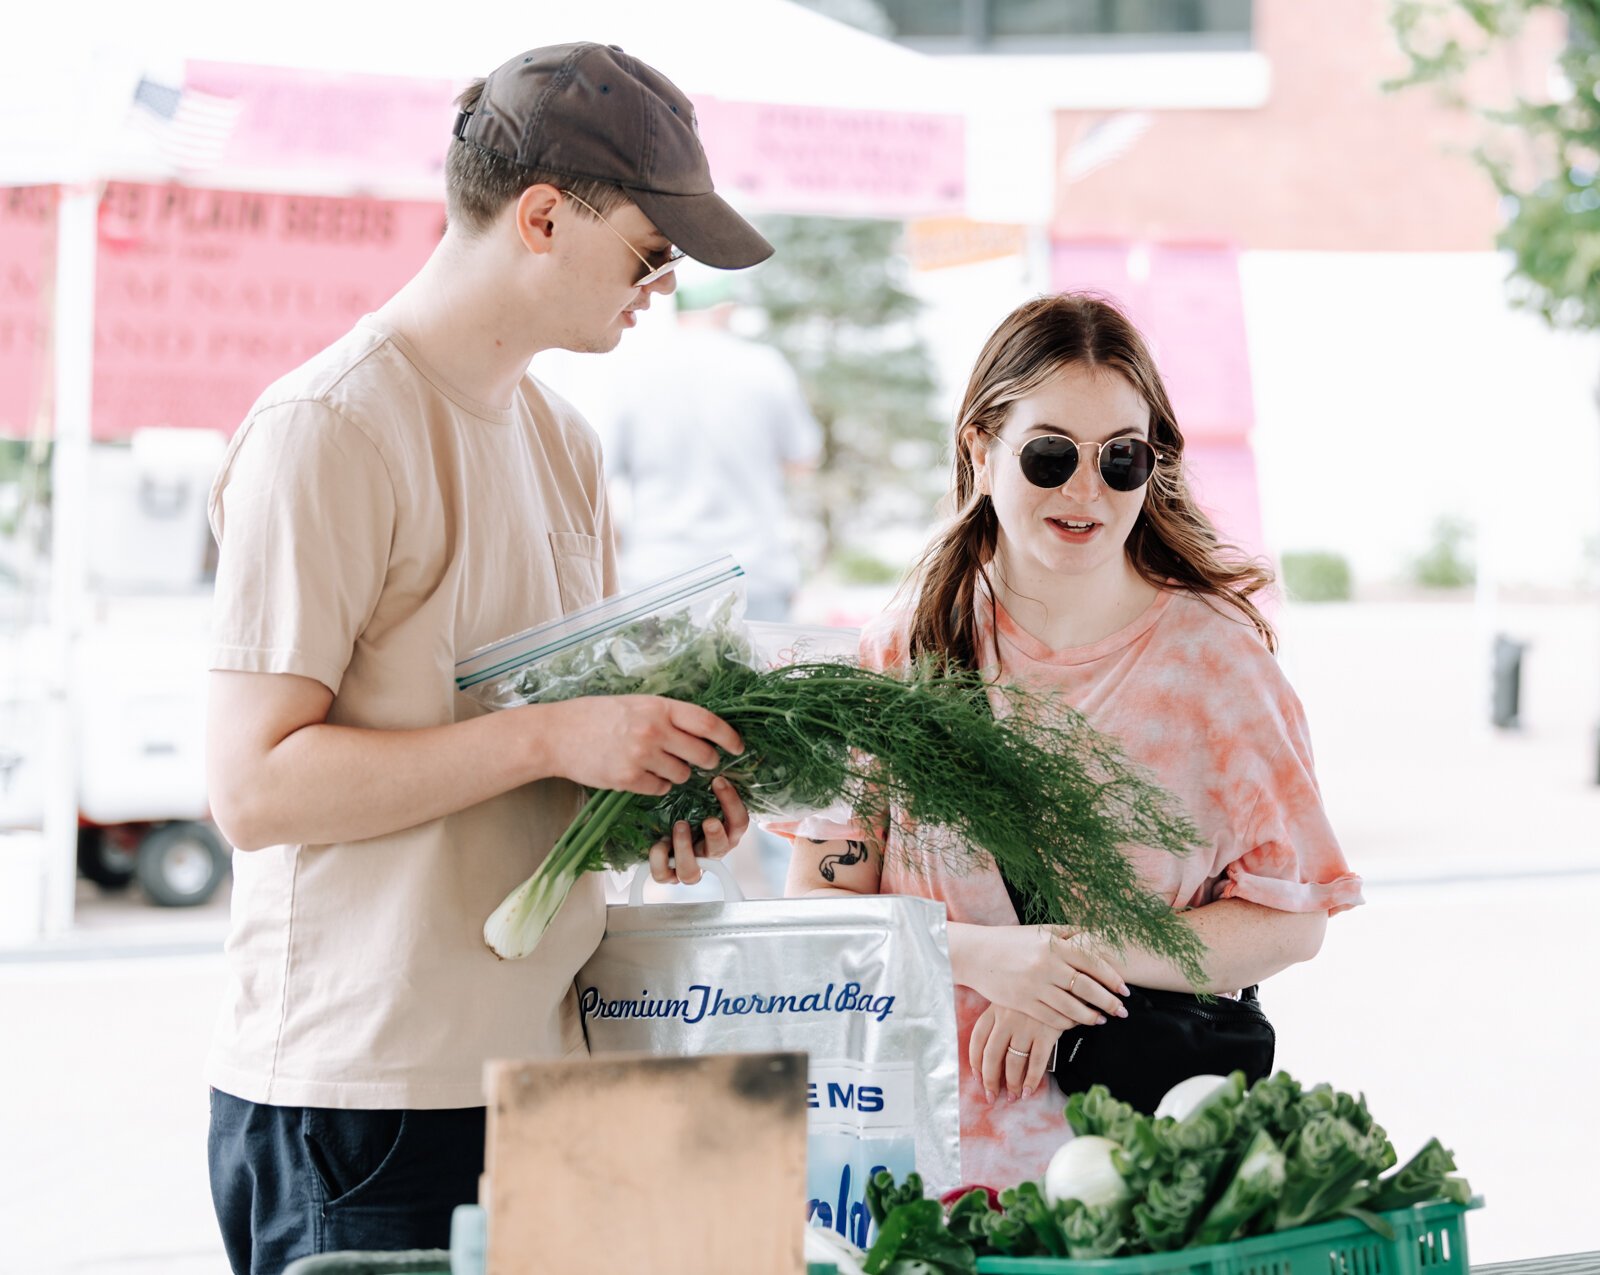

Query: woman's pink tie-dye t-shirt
(785, 586), (1363, 1189)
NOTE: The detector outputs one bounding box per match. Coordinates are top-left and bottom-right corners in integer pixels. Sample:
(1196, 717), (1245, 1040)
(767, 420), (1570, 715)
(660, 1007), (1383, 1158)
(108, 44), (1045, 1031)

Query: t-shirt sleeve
(1215, 691), (1364, 915)
(207, 401), (395, 695)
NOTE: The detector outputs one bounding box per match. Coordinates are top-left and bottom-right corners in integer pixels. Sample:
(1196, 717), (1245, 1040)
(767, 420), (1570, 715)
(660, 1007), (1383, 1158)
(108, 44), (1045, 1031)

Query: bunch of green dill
(483, 602), (1205, 984)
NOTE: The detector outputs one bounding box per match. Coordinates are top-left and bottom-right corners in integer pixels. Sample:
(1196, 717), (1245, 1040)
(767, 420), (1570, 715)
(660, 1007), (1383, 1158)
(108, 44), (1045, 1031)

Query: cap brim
(629, 188), (773, 270)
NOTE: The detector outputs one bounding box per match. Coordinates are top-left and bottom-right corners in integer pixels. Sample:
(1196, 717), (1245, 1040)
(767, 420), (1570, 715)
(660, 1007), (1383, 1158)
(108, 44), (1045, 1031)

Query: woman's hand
(950, 923), (1129, 1030)
(648, 775), (749, 884)
(969, 1003), (1067, 1103)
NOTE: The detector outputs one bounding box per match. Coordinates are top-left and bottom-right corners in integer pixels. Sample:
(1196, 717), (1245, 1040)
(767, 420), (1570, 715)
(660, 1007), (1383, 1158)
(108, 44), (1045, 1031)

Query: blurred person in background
(601, 276), (822, 621)
(201, 43), (766, 1274)
(597, 280), (823, 896)
(782, 293), (1363, 1186)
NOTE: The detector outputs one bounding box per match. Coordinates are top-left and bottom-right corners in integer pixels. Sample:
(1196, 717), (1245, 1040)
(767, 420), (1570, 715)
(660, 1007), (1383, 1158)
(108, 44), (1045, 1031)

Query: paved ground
(2, 597), (1598, 1273)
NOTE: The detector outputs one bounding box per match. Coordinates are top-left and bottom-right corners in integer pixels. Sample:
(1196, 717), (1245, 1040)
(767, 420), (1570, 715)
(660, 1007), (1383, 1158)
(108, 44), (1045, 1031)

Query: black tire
(135, 821), (230, 907)
(77, 825), (137, 891)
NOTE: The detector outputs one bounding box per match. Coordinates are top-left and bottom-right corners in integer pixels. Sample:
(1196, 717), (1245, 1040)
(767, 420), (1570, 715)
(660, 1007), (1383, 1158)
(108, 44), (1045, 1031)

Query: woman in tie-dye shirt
(782, 293), (1363, 1188)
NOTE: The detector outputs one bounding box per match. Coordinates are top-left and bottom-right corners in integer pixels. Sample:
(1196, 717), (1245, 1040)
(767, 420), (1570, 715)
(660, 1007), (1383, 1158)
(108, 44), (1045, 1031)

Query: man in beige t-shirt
(204, 43), (772, 1275)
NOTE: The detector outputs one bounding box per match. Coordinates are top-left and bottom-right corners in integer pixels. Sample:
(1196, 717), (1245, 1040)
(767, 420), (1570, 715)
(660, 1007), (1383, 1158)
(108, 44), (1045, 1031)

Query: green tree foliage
(1389, 0), (1600, 327)
(1411, 514), (1478, 587)
(0, 440), (50, 539)
(738, 216), (945, 568)
(1280, 550), (1354, 602)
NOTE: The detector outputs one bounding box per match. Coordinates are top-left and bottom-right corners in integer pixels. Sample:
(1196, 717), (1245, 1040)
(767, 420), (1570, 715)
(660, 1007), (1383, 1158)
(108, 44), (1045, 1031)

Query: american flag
(129, 78), (242, 171)
(1061, 112), (1153, 185)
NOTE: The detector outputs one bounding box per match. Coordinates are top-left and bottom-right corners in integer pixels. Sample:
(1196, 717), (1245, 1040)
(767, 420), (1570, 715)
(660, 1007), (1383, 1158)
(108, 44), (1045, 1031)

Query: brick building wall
(1049, 0), (1562, 250)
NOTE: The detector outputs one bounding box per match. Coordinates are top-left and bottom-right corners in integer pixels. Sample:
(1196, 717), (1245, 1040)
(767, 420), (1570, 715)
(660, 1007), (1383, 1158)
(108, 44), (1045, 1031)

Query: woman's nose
(1063, 441), (1102, 499)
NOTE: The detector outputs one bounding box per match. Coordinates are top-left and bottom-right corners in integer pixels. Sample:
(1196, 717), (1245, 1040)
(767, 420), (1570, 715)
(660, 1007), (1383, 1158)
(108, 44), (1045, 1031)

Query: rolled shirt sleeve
(208, 402), (396, 695)
(1216, 701), (1364, 915)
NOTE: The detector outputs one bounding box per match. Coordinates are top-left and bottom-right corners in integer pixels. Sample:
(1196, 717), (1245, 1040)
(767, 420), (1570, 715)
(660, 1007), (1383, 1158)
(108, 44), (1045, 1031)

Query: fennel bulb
(1043, 1135), (1131, 1210)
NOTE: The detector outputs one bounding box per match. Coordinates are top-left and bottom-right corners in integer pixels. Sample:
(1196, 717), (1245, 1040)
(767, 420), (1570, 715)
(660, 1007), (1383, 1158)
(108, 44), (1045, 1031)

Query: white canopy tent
(5, 1), (1049, 214)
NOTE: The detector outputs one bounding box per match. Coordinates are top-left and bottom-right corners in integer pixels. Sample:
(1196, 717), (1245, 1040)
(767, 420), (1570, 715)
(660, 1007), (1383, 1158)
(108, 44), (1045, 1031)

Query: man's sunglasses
(561, 189), (686, 287)
(988, 431), (1165, 493)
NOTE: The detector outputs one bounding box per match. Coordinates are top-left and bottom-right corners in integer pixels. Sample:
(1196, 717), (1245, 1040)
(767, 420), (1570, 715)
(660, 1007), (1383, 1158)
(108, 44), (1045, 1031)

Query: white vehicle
(77, 818), (229, 908)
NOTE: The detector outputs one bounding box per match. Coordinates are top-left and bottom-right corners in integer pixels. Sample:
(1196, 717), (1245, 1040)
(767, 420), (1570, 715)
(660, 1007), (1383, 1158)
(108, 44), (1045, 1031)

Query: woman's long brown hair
(905, 292), (1276, 670)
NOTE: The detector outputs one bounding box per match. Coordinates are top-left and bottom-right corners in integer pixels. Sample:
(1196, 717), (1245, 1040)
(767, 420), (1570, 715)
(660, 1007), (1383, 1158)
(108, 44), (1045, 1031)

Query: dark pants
(208, 1087), (485, 1275)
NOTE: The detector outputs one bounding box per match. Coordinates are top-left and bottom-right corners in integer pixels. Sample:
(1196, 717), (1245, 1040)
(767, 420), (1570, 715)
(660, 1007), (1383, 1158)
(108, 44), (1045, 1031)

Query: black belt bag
(1049, 984), (1275, 1116)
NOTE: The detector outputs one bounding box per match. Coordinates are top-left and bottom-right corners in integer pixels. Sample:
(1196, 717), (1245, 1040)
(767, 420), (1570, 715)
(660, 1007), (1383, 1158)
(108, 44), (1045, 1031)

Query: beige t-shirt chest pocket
(548, 531), (603, 614)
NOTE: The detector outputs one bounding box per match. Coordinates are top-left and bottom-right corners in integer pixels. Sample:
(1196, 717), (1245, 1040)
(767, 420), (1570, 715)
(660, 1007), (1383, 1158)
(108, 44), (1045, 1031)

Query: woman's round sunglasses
(987, 431), (1165, 493)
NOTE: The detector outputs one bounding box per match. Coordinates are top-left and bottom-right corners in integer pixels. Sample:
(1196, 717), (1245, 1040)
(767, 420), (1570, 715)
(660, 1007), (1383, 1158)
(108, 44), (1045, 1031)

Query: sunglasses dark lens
(1017, 436), (1079, 488)
(1100, 438), (1156, 491)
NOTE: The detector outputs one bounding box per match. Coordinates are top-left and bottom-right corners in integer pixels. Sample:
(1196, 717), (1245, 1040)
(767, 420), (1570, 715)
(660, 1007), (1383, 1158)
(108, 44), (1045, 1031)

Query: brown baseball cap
(453, 42), (773, 271)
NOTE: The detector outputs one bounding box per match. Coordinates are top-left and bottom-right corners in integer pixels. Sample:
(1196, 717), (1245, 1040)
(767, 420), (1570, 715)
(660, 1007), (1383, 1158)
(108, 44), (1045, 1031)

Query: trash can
(1490, 633), (1525, 729)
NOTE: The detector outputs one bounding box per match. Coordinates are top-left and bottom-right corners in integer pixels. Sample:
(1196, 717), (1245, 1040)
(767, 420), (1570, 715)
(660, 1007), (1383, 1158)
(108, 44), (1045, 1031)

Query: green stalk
(482, 787), (632, 959)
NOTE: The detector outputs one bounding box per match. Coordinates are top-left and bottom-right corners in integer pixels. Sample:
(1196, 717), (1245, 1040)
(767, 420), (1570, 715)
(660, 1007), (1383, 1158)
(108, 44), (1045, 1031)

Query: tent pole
(41, 181), (97, 936)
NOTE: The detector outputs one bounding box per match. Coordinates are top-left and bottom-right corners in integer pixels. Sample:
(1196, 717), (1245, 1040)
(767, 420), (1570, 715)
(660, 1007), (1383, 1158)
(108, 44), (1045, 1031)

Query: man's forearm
(217, 705), (555, 851)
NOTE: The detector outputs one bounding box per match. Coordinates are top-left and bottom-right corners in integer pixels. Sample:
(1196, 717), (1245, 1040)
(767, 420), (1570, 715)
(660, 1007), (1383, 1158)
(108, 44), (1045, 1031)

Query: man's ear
(513, 184), (563, 256)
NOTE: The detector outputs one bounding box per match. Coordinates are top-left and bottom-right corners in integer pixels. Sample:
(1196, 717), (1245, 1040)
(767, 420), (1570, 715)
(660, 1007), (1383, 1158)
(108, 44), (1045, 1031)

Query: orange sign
(906, 217), (1028, 272)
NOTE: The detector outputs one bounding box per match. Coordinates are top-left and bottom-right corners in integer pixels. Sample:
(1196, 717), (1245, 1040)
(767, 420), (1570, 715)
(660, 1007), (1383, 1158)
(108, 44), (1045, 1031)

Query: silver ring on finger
(1006, 1045), (1030, 1058)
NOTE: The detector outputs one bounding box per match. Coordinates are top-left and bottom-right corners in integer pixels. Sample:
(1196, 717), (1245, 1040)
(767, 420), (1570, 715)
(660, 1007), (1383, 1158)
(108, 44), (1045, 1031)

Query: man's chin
(562, 331), (624, 355)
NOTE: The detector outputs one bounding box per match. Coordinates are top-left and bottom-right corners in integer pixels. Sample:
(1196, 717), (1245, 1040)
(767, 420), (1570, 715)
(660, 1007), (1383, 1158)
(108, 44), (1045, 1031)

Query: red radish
(940, 1184), (1003, 1212)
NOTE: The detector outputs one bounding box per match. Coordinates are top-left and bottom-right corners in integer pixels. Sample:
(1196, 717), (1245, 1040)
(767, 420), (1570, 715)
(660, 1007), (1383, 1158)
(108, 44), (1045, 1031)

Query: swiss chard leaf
(862, 1198), (977, 1275)
(1189, 1128), (1287, 1247)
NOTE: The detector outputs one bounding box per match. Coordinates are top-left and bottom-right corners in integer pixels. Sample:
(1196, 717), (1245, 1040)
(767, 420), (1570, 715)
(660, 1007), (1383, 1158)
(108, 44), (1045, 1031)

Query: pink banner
(1184, 440), (1265, 565)
(177, 65), (965, 218)
(0, 185), (58, 441)
(1051, 241), (1255, 442)
(1052, 241), (1265, 563)
(92, 182), (445, 439)
(694, 97), (964, 218)
(185, 61), (459, 185)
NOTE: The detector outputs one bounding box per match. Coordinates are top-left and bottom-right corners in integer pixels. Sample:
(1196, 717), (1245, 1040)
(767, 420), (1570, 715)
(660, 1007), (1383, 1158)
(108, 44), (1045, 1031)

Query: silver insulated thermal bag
(576, 861), (961, 1249)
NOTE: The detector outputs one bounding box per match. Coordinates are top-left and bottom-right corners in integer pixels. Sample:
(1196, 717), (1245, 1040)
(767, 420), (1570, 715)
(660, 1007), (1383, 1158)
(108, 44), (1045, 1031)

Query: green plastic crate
(281, 1247), (838, 1274)
(976, 1199), (1479, 1275)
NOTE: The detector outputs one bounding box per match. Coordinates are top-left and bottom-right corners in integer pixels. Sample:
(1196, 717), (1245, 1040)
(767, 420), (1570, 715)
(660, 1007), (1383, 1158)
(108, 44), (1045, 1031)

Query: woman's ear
(962, 426), (991, 495)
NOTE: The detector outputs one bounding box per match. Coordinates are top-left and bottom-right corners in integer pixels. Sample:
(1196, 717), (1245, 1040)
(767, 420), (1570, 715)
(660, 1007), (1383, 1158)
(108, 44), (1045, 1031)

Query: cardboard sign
(92, 181), (445, 439)
(0, 185), (58, 441)
(484, 1051), (807, 1275)
(695, 97), (964, 218)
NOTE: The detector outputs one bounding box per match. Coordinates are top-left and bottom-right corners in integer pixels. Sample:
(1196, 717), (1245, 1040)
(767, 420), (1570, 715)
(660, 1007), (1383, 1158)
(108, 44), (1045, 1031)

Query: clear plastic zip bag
(454, 556), (753, 711)
(454, 556), (863, 834)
